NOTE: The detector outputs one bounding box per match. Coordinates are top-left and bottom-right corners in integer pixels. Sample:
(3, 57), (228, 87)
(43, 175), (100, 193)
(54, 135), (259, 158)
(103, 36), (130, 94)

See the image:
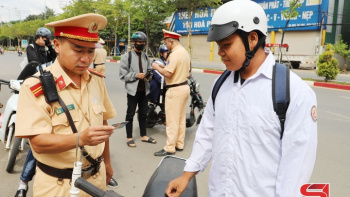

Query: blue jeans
(20, 149), (36, 182)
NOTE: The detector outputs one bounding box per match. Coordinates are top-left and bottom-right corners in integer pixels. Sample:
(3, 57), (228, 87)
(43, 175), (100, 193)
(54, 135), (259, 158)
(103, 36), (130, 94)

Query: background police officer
(152, 30), (191, 156)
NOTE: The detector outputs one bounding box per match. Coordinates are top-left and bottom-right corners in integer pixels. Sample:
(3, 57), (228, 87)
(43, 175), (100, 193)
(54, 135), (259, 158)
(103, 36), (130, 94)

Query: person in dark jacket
(119, 31), (157, 147)
(17, 27), (57, 80)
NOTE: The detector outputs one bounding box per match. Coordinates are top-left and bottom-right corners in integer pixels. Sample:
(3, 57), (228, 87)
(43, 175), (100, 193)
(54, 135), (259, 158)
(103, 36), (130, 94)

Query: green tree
(129, 0), (175, 56)
(280, 0), (302, 62)
(170, 0), (221, 55)
(334, 34), (350, 71)
(316, 44), (339, 81)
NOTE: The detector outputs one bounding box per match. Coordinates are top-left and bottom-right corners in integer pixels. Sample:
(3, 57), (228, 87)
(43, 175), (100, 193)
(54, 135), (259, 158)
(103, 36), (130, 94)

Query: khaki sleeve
(15, 81), (52, 137)
(164, 52), (179, 74)
(101, 79), (117, 120)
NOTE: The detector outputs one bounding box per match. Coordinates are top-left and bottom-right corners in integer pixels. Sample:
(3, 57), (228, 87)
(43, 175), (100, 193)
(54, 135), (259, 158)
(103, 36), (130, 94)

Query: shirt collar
(51, 60), (92, 91)
(248, 48), (275, 81)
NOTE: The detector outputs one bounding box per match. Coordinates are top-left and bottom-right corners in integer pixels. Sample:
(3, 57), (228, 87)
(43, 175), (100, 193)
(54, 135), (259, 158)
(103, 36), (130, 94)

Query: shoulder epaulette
(88, 68), (105, 78)
(30, 82), (43, 98)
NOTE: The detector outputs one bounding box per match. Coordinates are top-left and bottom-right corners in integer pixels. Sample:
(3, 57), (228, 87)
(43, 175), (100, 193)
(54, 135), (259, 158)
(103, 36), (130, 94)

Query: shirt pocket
(241, 106), (280, 145)
(51, 107), (79, 134)
(91, 103), (106, 123)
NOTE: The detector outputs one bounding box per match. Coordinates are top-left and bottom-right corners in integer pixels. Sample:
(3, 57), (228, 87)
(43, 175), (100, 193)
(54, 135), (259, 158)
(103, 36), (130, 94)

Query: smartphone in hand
(112, 121), (129, 129)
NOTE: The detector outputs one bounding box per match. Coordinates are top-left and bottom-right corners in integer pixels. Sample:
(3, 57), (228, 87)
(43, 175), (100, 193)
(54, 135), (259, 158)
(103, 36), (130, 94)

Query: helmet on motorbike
(159, 44), (168, 53)
(207, 0), (267, 71)
(131, 31), (147, 42)
(36, 27), (53, 40)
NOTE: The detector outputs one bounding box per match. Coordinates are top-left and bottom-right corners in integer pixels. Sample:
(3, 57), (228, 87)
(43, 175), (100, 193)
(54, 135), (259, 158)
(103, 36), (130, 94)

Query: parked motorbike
(72, 156), (197, 197)
(145, 75), (205, 128)
(0, 78), (25, 173)
(18, 50), (23, 56)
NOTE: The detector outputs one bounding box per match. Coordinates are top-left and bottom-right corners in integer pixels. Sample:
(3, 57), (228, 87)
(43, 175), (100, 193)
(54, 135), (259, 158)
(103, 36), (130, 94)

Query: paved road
(190, 59), (350, 83)
(0, 52), (349, 196)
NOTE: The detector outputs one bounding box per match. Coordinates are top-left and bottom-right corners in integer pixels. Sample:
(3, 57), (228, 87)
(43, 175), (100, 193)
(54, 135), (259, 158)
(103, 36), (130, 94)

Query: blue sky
(0, 0), (71, 22)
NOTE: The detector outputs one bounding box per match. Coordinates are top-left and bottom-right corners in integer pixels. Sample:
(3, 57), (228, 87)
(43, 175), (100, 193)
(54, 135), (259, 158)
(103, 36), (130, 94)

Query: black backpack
(211, 63), (290, 139)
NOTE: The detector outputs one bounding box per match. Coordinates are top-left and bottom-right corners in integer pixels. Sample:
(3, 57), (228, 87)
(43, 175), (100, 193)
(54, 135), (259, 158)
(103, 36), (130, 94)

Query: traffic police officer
(153, 30), (191, 156)
(15, 13), (117, 196)
(93, 38), (107, 74)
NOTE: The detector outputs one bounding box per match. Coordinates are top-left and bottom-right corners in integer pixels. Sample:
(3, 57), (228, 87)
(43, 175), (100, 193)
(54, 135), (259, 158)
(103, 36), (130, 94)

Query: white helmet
(207, 0), (267, 42)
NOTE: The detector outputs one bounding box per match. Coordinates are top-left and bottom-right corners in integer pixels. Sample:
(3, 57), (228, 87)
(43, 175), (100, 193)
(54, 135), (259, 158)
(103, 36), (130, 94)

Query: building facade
(172, 0), (349, 66)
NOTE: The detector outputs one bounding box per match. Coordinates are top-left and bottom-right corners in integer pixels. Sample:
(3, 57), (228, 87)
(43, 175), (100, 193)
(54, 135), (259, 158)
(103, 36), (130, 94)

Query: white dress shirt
(185, 50), (317, 197)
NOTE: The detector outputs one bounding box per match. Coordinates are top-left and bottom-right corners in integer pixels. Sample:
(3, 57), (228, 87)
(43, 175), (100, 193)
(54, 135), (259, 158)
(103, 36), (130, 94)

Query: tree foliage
(0, 0), (176, 54)
(316, 44), (339, 81)
(279, 0), (302, 62)
(170, 0), (221, 54)
(334, 34), (350, 60)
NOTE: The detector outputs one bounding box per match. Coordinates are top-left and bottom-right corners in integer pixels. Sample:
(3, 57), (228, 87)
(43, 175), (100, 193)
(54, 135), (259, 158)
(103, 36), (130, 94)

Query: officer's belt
(166, 81), (187, 89)
(36, 156), (103, 180)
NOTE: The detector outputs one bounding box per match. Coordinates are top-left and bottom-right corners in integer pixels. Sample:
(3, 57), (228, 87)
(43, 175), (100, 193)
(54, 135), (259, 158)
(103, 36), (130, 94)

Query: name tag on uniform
(55, 104), (75, 115)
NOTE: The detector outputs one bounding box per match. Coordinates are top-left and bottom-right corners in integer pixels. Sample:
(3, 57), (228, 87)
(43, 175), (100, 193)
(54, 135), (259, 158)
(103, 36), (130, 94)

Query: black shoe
(15, 189), (27, 197)
(154, 149), (174, 156)
(175, 147), (183, 151)
(108, 177), (119, 188)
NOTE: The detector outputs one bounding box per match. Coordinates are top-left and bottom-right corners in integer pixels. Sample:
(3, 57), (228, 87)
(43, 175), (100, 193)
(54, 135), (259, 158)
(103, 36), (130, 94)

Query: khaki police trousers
(33, 161), (106, 197)
(164, 85), (190, 153)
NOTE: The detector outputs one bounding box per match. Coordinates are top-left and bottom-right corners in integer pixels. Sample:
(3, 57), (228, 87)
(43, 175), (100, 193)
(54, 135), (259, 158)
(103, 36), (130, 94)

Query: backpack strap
(128, 51), (132, 68)
(272, 63), (290, 140)
(211, 69), (231, 110)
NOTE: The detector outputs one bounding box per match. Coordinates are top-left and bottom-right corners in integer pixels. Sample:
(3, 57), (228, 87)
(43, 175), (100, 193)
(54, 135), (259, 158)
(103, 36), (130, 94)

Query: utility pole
(318, 11), (326, 56)
(127, 13), (131, 52)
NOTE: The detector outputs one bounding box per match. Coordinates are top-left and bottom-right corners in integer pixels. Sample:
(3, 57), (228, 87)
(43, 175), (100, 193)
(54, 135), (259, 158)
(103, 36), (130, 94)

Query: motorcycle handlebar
(0, 79), (10, 85)
(74, 177), (123, 197)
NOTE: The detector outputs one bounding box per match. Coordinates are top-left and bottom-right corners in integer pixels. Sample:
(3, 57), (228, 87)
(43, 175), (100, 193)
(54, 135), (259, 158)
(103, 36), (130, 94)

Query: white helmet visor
(207, 21), (239, 42)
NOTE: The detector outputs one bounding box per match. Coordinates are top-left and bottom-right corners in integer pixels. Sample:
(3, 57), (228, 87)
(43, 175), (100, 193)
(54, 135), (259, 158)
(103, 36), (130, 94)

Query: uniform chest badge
(311, 105), (317, 122)
(55, 104), (75, 115)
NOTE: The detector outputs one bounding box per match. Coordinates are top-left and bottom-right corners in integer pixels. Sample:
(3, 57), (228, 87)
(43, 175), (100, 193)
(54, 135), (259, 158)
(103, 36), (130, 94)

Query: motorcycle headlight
(195, 83), (200, 93)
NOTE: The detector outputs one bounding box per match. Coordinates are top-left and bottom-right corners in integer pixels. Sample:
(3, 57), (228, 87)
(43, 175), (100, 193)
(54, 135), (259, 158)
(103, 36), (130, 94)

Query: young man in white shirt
(166, 0), (317, 196)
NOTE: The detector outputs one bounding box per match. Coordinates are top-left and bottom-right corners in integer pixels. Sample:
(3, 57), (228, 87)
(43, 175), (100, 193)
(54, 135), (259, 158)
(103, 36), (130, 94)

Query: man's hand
(79, 125), (114, 146)
(165, 176), (190, 197)
(152, 62), (160, 70)
(137, 73), (146, 79)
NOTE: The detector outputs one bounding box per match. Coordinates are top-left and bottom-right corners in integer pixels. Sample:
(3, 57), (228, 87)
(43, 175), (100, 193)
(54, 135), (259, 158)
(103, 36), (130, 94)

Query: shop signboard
(173, 0), (329, 34)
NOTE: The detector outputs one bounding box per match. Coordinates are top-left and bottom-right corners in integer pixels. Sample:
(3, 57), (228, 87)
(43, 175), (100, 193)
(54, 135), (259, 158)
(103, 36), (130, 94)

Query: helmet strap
(238, 32), (266, 72)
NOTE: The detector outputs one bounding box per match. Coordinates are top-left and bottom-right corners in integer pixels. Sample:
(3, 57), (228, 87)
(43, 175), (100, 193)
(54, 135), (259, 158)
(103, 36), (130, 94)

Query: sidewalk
(190, 60), (350, 91)
(107, 58), (350, 91)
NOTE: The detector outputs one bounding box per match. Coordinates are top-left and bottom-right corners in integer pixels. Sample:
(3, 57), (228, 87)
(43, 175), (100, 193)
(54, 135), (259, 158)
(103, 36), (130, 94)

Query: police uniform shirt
(93, 47), (107, 65)
(164, 44), (190, 85)
(15, 60), (117, 168)
(184, 49), (317, 197)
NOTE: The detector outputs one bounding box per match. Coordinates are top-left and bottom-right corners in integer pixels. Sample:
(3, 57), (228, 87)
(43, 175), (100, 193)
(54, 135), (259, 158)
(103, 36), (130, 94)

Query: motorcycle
(0, 78), (26, 173)
(0, 48), (4, 54)
(1, 61), (40, 173)
(18, 50), (23, 56)
(72, 156), (197, 197)
(145, 75), (205, 128)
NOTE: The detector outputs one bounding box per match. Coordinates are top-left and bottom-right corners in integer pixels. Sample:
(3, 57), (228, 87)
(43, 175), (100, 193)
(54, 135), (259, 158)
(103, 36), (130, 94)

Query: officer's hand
(80, 125), (114, 146)
(152, 62), (160, 70)
(137, 73), (146, 79)
(165, 176), (190, 197)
